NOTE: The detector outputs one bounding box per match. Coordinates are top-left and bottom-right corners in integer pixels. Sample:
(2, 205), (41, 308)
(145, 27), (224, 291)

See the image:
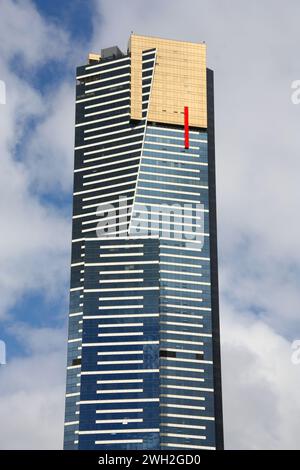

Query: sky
(0, 0), (300, 450)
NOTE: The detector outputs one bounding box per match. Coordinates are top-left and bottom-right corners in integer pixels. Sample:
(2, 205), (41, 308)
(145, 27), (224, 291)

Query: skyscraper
(64, 34), (223, 450)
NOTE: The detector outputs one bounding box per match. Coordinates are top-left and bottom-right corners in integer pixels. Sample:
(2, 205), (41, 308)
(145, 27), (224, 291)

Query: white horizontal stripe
(162, 443), (215, 450)
(162, 287), (203, 295)
(160, 269), (203, 277)
(82, 188), (134, 205)
(161, 432), (206, 440)
(98, 332), (143, 337)
(85, 70), (130, 86)
(96, 388), (143, 393)
(98, 302), (143, 307)
(73, 204), (132, 220)
(163, 295), (203, 303)
(137, 185), (206, 196)
(76, 112), (129, 127)
(96, 418), (143, 424)
(164, 423), (206, 430)
(84, 104), (130, 119)
(97, 379), (143, 384)
(144, 138), (200, 149)
(83, 139), (142, 157)
(95, 408), (143, 414)
(143, 146), (199, 159)
(134, 209), (203, 221)
(139, 177), (202, 189)
(130, 225), (208, 238)
(82, 136), (143, 152)
(146, 124), (202, 136)
(162, 384), (213, 392)
(101, 244), (143, 249)
(141, 163), (201, 174)
(84, 313), (158, 319)
(162, 356), (212, 364)
(164, 304), (211, 310)
(161, 413), (214, 421)
(85, 288), (153, 293)
(84, 119), (144, 134)
(95, 439), (143, 445)
(79, 399), (159, 404)
(160, 365), (205, 373)
(81, 369), (159, 376)
(160, 244), (209, 254)
(99, 270), (143, 275)
(83, 341), (159, 347)
(141, 163), (200, 173)
(82, 219), (125, 233)
(135, 194), (204, 205)
(79, 427), (159, 435)
(87, 260), (157, 266)
(81, 198), (133, 211)
(69, 312), (83, 317)
(82, 171), (138, 187)
(160, 394), (205, 401)
(86, 73), (130, 93)
(82, 187), (134, 203)
(163, 339), (205, 346)
(76, 87), (128, 103)
(161, 260), (204, 268)
(142, 155), (207, 167)
(74, 177), (137, 196)
(76, 88), (129, 105)
(160, 347), (204, 354)
(84, 95), (129, 111)
(97, 350), (143, 356)
(78, 57), (129, 75)
(99, 296), (143, 301)
(161, 321), (203, 329)
(97, 360), (143, 366)
(78, 131), (142, 151)
(160, 312), (204, 320)
(145, 132), (205, 143)
(163, 403), (205, 411)
(161, 253), (205, 261)
(161, 375), (205, 383)
(99, 281), (143, 285)
(100, 252), (143, 258)
(134, 202), (208, 215)
(161, 329), (205, 337)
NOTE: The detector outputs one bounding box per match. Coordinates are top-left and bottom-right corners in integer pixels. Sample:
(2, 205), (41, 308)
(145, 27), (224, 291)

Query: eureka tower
(64, 34), (223, 450)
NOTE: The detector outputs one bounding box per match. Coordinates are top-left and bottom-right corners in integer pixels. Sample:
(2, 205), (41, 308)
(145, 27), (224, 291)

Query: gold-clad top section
(88, 52), (101, 63)
(129, 34), (207, 128)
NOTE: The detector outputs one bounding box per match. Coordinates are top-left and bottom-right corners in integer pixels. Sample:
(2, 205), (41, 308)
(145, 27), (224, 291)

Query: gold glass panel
(129, 34), (207, 129)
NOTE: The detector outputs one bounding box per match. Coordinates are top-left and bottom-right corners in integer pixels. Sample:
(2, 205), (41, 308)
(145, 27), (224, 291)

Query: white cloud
(0, 325), (66, 450)
(0, 1), (75, 318)
(0, 1), (78, 448)
(222, 304), (300, 449)
(23, 81), (75, 193)
(0, 0), (70, 68)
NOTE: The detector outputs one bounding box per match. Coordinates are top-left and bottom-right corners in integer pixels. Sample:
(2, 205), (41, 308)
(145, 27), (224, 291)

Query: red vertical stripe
(184, 106), (189, 149)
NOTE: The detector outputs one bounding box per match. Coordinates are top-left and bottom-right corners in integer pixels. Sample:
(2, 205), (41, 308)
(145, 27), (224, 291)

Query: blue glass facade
(128, 125), (217, 450)
(64, 36), (223, 450)
(78, 238), (160, 449)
